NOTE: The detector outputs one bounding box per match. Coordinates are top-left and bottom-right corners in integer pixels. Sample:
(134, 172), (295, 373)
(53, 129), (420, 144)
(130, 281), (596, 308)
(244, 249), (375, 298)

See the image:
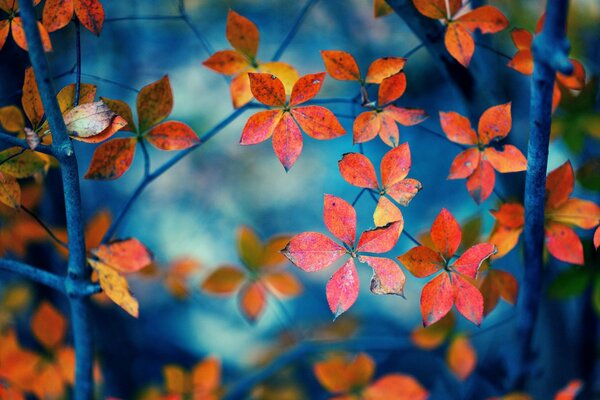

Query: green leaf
(548, 267), (592, 299)
(0, 147), (47, 178)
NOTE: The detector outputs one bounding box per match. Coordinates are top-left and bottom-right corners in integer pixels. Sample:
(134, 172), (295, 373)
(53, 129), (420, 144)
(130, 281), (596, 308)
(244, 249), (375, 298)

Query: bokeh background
(1, 0), (600, 398)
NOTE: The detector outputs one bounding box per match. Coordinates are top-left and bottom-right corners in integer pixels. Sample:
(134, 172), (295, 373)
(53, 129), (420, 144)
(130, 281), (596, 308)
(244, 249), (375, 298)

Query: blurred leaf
(548, 267), (592, 299)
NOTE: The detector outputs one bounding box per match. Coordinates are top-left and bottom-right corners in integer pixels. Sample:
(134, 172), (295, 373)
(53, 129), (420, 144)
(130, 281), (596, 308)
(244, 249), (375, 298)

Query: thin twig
(402, 230), (422, 247)
(139, 139), (151, 178)
(105, 15), (183, 22)
(0, 148), (26, 166)
(476, 42), (512, 60)
(21, 205), (69, 250)
(351, 188), (366, 207)
(74, 20), (82, 106)
(272, 0), (319, 61)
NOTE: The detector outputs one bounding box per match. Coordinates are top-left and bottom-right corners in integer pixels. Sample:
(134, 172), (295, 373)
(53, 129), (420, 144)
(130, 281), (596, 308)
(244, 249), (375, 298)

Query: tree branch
(0, 131), (55, 155)
(0, 259), (65, 292)
(517, 0), (572, 390)
(19, 1), (94, 398)
(272, 0), (319, 61)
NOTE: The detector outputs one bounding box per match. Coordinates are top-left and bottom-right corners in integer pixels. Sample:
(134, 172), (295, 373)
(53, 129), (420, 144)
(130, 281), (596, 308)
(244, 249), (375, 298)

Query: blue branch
(272, 0), (319, 61)
(517, 0), (572, 390)
(0, 259), (65, 292)
(19, 1), (95, 398)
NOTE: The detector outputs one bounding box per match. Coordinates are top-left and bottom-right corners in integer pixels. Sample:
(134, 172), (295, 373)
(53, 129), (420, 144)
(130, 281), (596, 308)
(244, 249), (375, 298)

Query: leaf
(272, 112), (302, 171)
(480, 269), (518, 316)
(291, 105), (346, 139)
(439, 111), (477, 145)
(550, 198), (600, 229)
(484, 145), (527, 173)
(238, 282), (266, 322)
(191, 356), (222, 394)
(431, 208), (461, 259)
(282, 232), (346, 272)
(548, 267), (591, 299)
(365, 57), (406, 84)
(259, 62), (299, 94)
(202, 50), (249, 75)
(446, 334), (477, 380)
(357, 221), (401, 253)
(421, 272), (454, 327)
(21, 67), (44, 128)
(338, 152), (379, 190)
(92, 238), (153, 273)
(84, 209), (112, 250)
(546, 161), (574, 209)
(0, 20), (9, 51)
(453, 274), (483, 325)
(89, 259), (139, 317)
(412, 0), (459, 19)
(314, 353), (373, 394)
(545, 223), (584, 265)
(384, 106), (428, 126)
(398, 246), (443, 278)
(146, 121), (199, 151)
(387, 178), (422, 205)
(226, 10), (259, 59)
(353, 111), (381, 144)
(137, 75), (173, 132)
(240, 110), (282, 145)
(554, 380), (583, 400)
(248, 72), (287, 107)
(74, 0), (105, 35)
(100, 97), (136, 132)
(489, 225), (522, 259)
(31, 302), (66, 349)
(84, 138), (137, 180)
(262, 272), (303, 298)
(445, 23), (475, 67)
(373, 0), (393, 18)
(491, 203), (525, 229)
(360, 256), (405, 296)
(11, 18), (53, 52)
(289, 72), (325, 106)
(321, 50), (361, 81)
(411, 312), (455, 349)
(381, 143), (411, 188)
(378, 72), (407, 105)
(557, 60), (586, 91)
(595, 226), (600, 250)
(43, 0), (74, 32)
(466, 160), (495, 204)
(324, 194), (356, 248)
(327, 259), (359, 317)
(364, 374), (428, 400)
(0, 105), (25, 132)
(478, 103), (512, 144)
(0, 148), (47, 178)
(0, 172), (20, 208)
(237, 225), (263, 269)
(448, 148), (480, 179)
(452, 243), (496, 279)
(63, 101), (116, 138)
(260, 235), (291, 268)
(377, 113), (400, 147)
(456, 6), (509, 34)
(373, 196), (403, 227)
(202, 266), (245, 295)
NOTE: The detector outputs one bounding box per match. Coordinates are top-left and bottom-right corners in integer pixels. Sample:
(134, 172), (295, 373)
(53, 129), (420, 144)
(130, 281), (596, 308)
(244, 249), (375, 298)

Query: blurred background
(1, 0), (599, 398)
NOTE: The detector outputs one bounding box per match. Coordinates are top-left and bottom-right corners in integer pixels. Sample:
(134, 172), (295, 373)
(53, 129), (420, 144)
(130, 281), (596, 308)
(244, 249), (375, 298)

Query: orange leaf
(163, 365), (188, 395)
(31, 301), (66, 349)
(240, 110), (282, 145)
(545, 161), (574, 209)
(0, 20), (9, 51)
(431, 208), (461, 259)
(508, 49), (534, 75)
(384, 106), (427, 126)
(397, 245), (444, 278)
(291, 105), (346, 139)
(191, 356), (221, 394)
(327, 258), (360, 318)
(373, 196), (403, 227)
(56, 346), (76, 384)
(202, 50), (249, 75)
(484, 145), (527, 173)
(262, 272), (303, 298)
(478, 102), (512, 144)
(84, 137), (137, 180)
(259, 61), (299, 94)
(378, 72), (406, 105)
(238, 282), (266, 322)
(100, 97), (136, 132)
(549, 198), (600, 229)
(556, 59), (586, 91)
(445, 22), (474, 67)
(491, 203), (525, 229)
(412, 0), (459, 19)
(365, 57), (405, 84)
(92, 238), (153, 273)
(364, 374), (429, 400)
(321, 50), (361, 81)
(511, 28), (532, 50)
(261, 235), (292, 268)
(456, 6), (508, 34)
(545, 223), (584, 265)
(0, 172), (20, 209)
(146, 121), (199, 151)
(272, 112), (302, 171)
(248, 72), (286, 107)
(202, 266), (245, 295)
(421, 272), (454, 327)
(289, 72), (325, 106)
(89, 259), (139, 317)
(411, 312), (455, 349)
(43, 0), (74, 32)
(353, 111), (381, 144)
(137, 75), (173, 132)
(373, 0), (393, 18)
(489, 225), (522, 259)
(237, 225), (263, 269)
(230, 71), (253, 109)
(0, 105), (24, 132)
(226, 10), (259, 59)
(21, 67), (44, 128)
(338, 152), (379, 190)
(447, 334), (477, 380)
(448, 148), (480, 179)
(84, 210), (111, 252)
(466, 160), (495, 204)
(555, 380), (583, 400)
(594, 226), (599, 250)
(74, 0), (104, 35)
(360, 256), (406, 296)
(324, 194), (357, 247)
(480, 269), (518, 316)
(439, 111), (477, 145)
(11, 18), (53, 52)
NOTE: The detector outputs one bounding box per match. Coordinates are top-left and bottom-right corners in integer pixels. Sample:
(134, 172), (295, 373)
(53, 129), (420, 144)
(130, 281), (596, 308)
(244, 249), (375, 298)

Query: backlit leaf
(21, 67), (44, 128)
(445, 23), (474, 67)
(338, 152), (379, 190)
(74, 0), (105, 35)
(321, 50), (361, 81)
(239, 282), (266, 322)
(89, 259), (139, 317)
(283, 232), (346, 272)
(484, 145), (527, 173)
(453, 274), (483, 325)
(226, 10), (259, 58)
(357, 221), (401, 253)
(289, 72), (325, 106)
(440, 111), (477, 145)
(146, 121), (199, 151)
(478, 103), (512, 144)
(92, 238), (153, 273)
(327, 259), (359, 318)
(431, 208), (461, 259)
(324, 194), (356, 247)
(248, 73), (286, 107)
(84, 138), (137, 180)
(240, 110), (282, 145)
(272, 112), (302, 171)
(456, 6), (508, 34)
(421, 272), (454, 327)
(137, 75), (173, 132)
(291, 105), (346, 139)
(466, 160), (495, 204)
(360, 256), (405, 296)
(43, 0), (74, 32)
(0, 172), (20, 208)
(365, 57), (405, 84)
(545, 223), (584, 265)
(398, 246), (444, 278)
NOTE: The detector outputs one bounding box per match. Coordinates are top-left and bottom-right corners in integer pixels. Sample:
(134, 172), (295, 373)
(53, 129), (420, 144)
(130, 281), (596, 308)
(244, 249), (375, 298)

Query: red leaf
(338, 152), (379, 190)
(557, 59), (586, 90)
(324, 194), (357, 248)
(380, 143), (410, 188)
(137, 75), (173, 132)
(421, 272), (454, 327)
(74, 0), (104, 35)
(448, 148), (480, 179)
(397, 246), (443, 278)
(431, 208), (461, 260)
(364, 374), (429, 400)
(478, 102), (512, 144)
(439, 111), (477, 145)
(594, 226), (599, 250)
(202, 50), (249, 75)
(289, 72), (325, 106)
(360, 256), (406, 296)
(248, 73), (286, 107)
(291, 106), (346, 139)
(466, 160), (495, 204)
(326, 258), (359, 318)
(508, 49), (534, 75)
(357, 221), (401, 253)
(238, 282), (266, 323)
(43, 0), (74, 32)
(240, 110), (282, 145)
(378, 72), (406, 105)
(445, 23), (474, 67)
(384, 106), (428, 126)
(353, 111), (381, 144)
(484, 145), (527, 173)
(480, 269), (518, 316)
(365, 57), (406, 84)
(453, 274), (483, 325)
(511, 28), (533, 50)
(272, 112), (302, 171)
(0, 21), (8, 50)
(84, 138), (137, 180)
(452, 243), (496, 279)
(545, 223), (584, 265)
(321, 50), (361, 81)
(491, 203), (525, 229)
(456, 6), (509, 34)
(146, 121), (199, 151)
(92, 238), (153, 274)
(546, 161), (574, 209)
(548, 198), (600, 229)
(282, 232), (346, 272)
(226, 10), (259, 58)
